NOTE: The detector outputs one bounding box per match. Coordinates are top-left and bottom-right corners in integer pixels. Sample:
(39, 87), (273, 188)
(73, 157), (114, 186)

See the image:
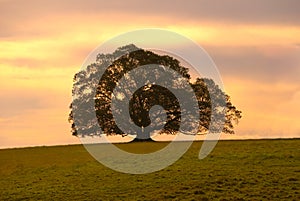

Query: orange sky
(1, 0), (300, 148)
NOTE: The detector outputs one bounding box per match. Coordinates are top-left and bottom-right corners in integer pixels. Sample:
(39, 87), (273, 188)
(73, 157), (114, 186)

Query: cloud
(1, 0), (300, 39)
(0, 38), (95, 69)
(1, 0), (300, 147)
(0, 107), (79, 149)
(205, 45), (300, 84)
(221, 78), (300, 139)
(1, 0), (300, 28)
(0, 87), (71, 118)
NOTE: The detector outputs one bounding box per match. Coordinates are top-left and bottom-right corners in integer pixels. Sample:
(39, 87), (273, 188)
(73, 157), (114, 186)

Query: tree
(68, 44), (242, 141)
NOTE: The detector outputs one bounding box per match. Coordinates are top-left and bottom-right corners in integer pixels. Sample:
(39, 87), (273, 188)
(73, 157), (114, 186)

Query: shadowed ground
(0, 139), (299, 200)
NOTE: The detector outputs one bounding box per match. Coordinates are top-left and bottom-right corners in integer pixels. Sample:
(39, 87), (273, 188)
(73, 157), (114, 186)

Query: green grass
(0, 139), (299, 200)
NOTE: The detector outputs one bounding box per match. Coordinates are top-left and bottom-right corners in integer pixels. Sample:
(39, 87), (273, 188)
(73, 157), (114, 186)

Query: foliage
(69, 44), (241, 139)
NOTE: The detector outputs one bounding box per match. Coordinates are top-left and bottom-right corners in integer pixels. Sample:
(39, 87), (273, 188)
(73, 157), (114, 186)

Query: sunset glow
(1, 0), (300, 148)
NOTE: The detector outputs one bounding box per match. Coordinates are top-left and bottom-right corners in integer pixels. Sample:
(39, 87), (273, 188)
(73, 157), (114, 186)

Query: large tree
(69, 44), (241, 141)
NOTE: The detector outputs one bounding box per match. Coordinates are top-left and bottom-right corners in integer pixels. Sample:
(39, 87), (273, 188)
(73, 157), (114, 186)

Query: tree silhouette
(69, 44), (242, 141)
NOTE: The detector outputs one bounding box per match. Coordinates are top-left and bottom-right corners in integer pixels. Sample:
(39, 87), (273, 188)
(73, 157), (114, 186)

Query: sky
(0, 0), (300, 148)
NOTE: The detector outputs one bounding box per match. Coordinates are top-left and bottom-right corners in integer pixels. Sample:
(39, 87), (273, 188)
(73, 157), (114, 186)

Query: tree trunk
(132, 130), (155, 142)
(132, 137), (155, 142)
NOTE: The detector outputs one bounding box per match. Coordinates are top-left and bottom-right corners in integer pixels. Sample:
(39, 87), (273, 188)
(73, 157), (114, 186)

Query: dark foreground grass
(0, 139), (299, 200)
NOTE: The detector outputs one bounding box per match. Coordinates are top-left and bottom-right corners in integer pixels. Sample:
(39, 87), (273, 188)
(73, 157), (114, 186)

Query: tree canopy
(69, 44), (242, 140)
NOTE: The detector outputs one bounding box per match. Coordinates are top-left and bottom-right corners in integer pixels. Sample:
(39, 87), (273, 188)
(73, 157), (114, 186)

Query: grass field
(0, 139), (299, 200)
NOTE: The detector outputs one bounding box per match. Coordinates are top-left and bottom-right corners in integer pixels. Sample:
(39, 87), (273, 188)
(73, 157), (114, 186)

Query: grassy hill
(0, 139), (299, 200)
